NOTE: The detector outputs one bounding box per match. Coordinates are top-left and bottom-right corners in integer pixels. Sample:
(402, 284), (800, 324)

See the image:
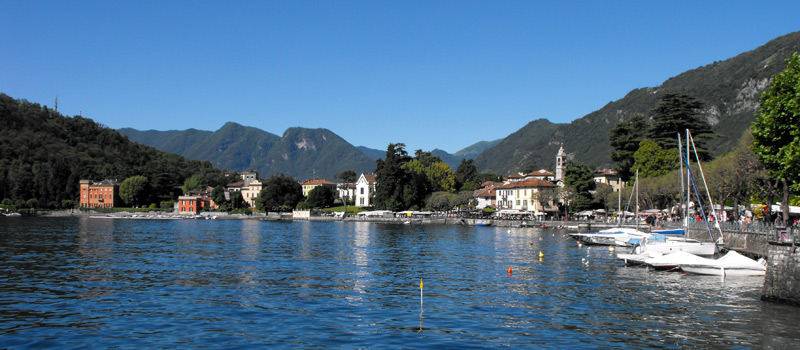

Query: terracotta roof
(300, 179), (336, 185)
(226, 181), (244, 187)
(527, 170), (554, 177)
(474, 187), (496, 198)
(480, 181), (503, 188)
(361, 173), (377, 183)
(499, 179), (557, 189)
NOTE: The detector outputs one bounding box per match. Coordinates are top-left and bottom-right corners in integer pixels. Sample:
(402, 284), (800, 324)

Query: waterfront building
(79, 179), (122, 208)
(473, 186), (498, 209)
(496, 179), (558, 214)
(300, 179), (337, 197)
(178, 195), (203, 214)
(355, 173), (377, 207)
(242, 179), (263, 208)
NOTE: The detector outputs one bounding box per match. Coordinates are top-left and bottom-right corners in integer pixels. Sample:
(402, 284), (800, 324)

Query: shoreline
(31, 209), (637, 230)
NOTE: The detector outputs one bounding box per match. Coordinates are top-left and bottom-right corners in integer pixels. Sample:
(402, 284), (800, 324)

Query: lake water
(1, 217), (798, 348)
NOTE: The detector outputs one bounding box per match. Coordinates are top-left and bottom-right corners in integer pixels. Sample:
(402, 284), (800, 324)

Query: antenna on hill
(54, 95), (58, 113)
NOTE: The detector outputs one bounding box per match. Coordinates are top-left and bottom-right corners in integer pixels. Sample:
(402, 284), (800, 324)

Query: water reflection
(2, 218), (799, 348)
(75, 217), (116, 299)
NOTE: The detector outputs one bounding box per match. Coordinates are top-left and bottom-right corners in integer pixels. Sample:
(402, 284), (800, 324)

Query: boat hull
(681, 266), (765, 277)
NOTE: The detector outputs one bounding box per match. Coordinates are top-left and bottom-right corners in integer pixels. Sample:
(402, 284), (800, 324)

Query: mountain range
(120, 30), (800, 179)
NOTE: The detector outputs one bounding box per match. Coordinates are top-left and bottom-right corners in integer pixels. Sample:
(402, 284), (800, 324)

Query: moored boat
(679, 251), (766, 277)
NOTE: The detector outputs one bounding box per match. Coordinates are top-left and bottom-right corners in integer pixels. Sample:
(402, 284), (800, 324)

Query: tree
(307, 185), (335, 208)
(373, 143), (412, 211)
(255, 174), (303, 212)
(647, 93), (715, 160)
(632, 139), (678, 178)
(334, 169), (357, 183)
(454, 158), (478, 191)
(563, 162), (596, 212)
(427, 191), (458, 211)
(405, 159), (455, 193)
(182, 174), (203, 193)
(119, 175), (150, 207)
(211, 185), (226, 205)
(609, 114), (648, 182)
(752, 52), (800, 223)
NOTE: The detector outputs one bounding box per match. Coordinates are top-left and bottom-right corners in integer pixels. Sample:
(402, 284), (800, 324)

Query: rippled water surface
(1, 217), (799, 348)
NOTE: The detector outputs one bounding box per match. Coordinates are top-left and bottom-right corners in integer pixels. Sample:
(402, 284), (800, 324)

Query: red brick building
(79, 180), (122, 208)
(178, 195), (211, 214)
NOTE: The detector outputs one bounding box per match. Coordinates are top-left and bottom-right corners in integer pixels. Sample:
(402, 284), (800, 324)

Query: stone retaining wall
(762, 242), (800, 306)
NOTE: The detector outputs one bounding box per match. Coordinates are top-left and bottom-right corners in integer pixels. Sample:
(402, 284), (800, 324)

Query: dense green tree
(632, 139), (679, 178)
(182, 174), (203, 193)
(609, 114), (648, 182)
(307, 185), (335, 208)
(454, 158), (478, 191)
(334, 169), (357, 183)
(647, 93), (715, 159)
(752, 52), (800, 222)
(119, 175), (150, 206)
(403, 158), (456, 193)
(563, 162), (596, 212)
(255, 174), (303, 211)
(211, 185), (226, 205)
(564, 163), (596, 194)
(373, 143), (413, 211)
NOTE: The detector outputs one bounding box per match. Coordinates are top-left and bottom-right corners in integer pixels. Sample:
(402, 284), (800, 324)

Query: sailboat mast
(685, 130), (691, 229)
(688, 131), (724, 242)
(618, 177), (622, 226)
(635, 169), (639, 231)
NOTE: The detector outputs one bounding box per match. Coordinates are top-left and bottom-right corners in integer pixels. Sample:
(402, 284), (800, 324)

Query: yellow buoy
(539, 251), (544, 258)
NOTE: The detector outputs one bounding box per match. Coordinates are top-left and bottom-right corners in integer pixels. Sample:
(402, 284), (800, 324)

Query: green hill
(475, 30), (800, 174)
(0, 93), (225, 208)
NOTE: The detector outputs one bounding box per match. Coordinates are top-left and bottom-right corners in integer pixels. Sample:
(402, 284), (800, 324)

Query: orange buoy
(507, 265), (513, 275)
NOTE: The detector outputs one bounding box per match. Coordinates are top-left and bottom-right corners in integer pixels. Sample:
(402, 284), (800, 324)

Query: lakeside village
(73, 145), (605, 220)
(70, 145), (800, 227)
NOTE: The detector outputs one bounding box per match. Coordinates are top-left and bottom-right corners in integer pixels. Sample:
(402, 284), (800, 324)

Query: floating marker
(539, 251), (544, 259)
(507, 265), (513, 275)
(420, 279), (423, 310)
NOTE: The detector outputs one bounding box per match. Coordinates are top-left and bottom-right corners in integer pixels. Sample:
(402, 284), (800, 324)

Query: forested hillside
(476, 30), (800, 175)
(0, 93), (225, 208)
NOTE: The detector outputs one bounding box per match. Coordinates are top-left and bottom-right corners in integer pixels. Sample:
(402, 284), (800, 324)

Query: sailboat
(571, 171), (650, 246)
(618, 130), (720, 264)
(679, 250), (766, 276)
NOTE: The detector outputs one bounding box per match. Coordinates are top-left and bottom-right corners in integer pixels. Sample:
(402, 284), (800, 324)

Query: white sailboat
(679, 251), (766, 276)
(574, 171), (649, 247)
(618, 130), (720, 264)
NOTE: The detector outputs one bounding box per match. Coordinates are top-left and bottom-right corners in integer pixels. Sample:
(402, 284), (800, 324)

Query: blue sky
(2, 1), (799, 153)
